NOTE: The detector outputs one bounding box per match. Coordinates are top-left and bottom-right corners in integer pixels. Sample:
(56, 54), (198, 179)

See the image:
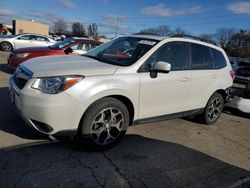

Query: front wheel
(78, 97), (129, 150)
(203, 93), (224, 124)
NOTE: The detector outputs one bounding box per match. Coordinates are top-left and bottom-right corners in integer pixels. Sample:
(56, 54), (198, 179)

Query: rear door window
(191, 43), (213, 70)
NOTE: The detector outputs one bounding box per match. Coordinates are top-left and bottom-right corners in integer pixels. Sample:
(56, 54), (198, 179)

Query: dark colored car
(8, 38), (102, 69)
(231, 60), (250, 99)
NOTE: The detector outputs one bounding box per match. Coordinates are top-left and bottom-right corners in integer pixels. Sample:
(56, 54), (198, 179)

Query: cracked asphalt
(0, 51), (250, 188)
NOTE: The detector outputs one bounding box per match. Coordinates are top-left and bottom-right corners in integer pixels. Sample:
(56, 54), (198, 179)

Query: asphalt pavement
(0, 51), (250, 188)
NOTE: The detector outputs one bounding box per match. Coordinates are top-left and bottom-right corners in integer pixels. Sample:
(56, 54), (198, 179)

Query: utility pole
(114, 17), (120, 38)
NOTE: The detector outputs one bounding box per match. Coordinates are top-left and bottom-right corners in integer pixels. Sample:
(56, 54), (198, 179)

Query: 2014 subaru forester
(9, 35), (234, 149)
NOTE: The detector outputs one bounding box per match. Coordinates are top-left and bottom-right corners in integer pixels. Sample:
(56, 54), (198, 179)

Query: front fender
(65, 74), (140, 126)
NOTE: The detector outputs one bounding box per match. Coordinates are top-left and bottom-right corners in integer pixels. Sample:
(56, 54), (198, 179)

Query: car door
(14, 35), (32, 48)
(187, 43), (216, 110)
(138, 41), (191, 120)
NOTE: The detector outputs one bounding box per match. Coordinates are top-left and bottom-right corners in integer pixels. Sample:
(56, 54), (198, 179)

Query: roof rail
(171, 34), (218, 46)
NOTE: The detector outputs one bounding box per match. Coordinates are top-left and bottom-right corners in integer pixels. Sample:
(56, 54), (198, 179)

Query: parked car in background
(0, 33), (56, 52)
(226, 59), (250, 113)
(231, 60), (250, 98)
(9, 35), (233, 149)
(8, 38), (102, 69)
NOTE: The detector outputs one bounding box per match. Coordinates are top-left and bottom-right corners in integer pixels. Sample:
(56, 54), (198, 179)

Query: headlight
(31, 75), (83, 94)
(16, 53), (30, 58)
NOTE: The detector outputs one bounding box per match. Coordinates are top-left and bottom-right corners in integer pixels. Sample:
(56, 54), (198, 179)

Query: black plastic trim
(132, 108), (203, 125)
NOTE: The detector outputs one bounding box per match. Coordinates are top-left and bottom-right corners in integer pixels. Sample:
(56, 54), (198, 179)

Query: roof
(127, 34), (220, 47)
(127, 34), (167, 41)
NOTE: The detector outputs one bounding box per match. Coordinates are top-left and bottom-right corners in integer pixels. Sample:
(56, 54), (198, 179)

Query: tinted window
(71, 43), (94, 51)
(50, 38), (75, 49)
(212, 49), (227, 69)
(18, 35), (31, 40)
(34, 36), (49, 42)
(141, 42), (190, 71)
(191, 43), (213, 70)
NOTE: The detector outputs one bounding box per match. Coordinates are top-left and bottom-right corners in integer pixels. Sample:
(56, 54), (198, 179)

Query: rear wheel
(78, 97), (129, 150)
(203, 93), (224, 124)
(0, 41), (13, 52)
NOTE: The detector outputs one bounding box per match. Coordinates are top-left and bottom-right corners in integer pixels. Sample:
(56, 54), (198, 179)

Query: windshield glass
(49, 38), (75, 49)
(84, 36), (159, 66)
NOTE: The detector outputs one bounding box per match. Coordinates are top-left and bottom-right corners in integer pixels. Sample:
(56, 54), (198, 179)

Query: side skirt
(132, 108), (204, 125)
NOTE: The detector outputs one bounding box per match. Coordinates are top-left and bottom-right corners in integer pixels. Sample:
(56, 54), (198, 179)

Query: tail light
(230, 70), (235, 80)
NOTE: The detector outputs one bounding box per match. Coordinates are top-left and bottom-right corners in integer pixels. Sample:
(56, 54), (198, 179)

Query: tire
(203, 93), (224, 124)
(0, 41), (13, 52)
(78, 97), (129, 150)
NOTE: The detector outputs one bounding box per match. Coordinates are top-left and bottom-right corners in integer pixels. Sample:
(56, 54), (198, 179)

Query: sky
(0, 0), (250, 37)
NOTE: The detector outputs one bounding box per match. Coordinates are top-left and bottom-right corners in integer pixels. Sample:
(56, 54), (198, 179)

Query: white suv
(9, 35), (233, 149)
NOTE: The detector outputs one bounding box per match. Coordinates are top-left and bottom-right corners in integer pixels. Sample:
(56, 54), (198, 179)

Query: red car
(8, 38), (102, 69)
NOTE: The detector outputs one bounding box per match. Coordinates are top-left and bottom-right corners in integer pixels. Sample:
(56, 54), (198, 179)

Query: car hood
(13, 46), (55, 53)
(22, 55), (119, 77)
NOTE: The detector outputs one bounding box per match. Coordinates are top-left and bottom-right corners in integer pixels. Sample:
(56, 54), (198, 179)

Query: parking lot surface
(0, 52), (250, 187)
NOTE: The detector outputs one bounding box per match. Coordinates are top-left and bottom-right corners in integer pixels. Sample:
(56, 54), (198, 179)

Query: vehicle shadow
(0, 87), (48, 139)
(224, 107), (250, 119)
(0, 135), (250, 188)
(183, 107), (250, 124)
(0, 64), (14, 74)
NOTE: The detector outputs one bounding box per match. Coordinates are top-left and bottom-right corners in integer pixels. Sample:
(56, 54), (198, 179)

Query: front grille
(13, 66), (33, 89)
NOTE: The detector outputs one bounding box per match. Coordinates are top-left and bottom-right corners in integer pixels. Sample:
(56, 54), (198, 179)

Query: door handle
(180, 77), (190, 82)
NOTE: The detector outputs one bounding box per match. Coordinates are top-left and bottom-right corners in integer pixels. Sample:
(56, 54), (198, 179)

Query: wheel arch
(109, 95), (135, 126)
(0, 41), (13, 51)
(213, 89), (227, 103)
(78, 94), (135, 131)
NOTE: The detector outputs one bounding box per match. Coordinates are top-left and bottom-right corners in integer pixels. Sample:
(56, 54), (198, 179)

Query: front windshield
(84, 37), (159, 66)
(49, 38), (75, 49)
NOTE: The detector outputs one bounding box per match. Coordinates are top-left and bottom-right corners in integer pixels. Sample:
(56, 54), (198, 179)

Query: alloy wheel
(91, 107), (124, 145)
(207, 97), (222, 122)
(1, 42), (12, 52)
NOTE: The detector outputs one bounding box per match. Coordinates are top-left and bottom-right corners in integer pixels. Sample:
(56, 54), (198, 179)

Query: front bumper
(9, 77), (83, 135)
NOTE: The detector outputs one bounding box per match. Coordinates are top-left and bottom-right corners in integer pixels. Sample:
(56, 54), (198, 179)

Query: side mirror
(150, 61), (171, 78)
(153, 61), (171, 73)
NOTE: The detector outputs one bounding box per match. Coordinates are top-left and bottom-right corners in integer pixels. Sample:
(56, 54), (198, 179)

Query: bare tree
(72, 22), (86, 37)
(173, 27), (186, 35)
(88, 23), (98, 40)
(226, 30), (250, 57)
(139, 25), (172, 36)
(199, 33), (214, 41)
(215, 28), (235, 48)
(157, 25), (172, 36)
(53, 19), (67, 35)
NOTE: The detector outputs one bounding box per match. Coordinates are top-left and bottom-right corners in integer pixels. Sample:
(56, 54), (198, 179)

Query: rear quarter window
(212, 49), (227, 69)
